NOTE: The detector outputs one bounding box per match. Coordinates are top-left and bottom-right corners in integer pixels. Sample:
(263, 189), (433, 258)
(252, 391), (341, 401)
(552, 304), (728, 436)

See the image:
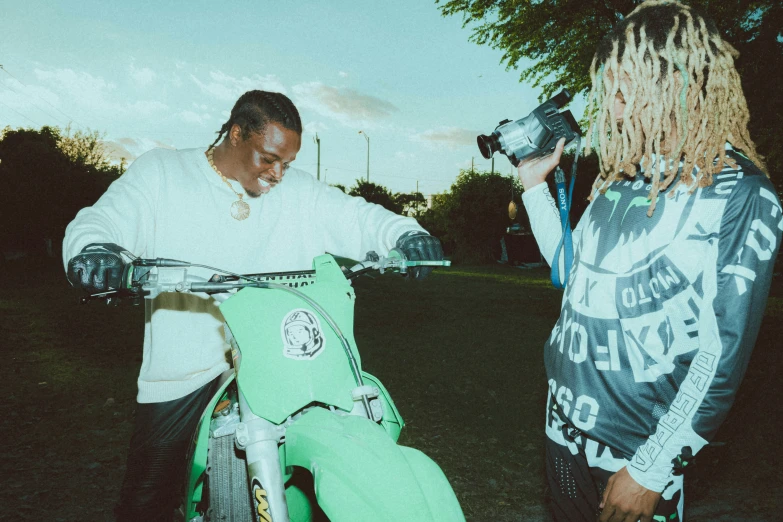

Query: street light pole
(313, 133), (321, 181)
(358, 130), (370, 182)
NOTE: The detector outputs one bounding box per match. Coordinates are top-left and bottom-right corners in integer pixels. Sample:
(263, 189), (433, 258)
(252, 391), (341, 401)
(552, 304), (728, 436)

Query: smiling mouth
(252, 176), (278, 196)
(242, 178), (276, 199)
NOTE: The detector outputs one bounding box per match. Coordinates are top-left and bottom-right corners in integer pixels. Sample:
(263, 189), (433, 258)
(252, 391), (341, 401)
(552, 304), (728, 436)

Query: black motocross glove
(395, 231), (444, 280)
(66, 243), (132, 293)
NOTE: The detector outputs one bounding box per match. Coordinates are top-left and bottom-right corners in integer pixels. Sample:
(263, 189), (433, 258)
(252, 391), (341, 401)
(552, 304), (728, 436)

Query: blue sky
(0, 0), (585, 195)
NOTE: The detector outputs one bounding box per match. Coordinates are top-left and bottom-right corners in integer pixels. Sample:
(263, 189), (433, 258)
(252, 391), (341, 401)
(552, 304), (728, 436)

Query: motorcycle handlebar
(81, 252), (450, 303)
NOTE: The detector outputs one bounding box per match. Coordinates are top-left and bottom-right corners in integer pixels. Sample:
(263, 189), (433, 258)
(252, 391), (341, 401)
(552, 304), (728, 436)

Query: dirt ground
(0, 258), (781, 521)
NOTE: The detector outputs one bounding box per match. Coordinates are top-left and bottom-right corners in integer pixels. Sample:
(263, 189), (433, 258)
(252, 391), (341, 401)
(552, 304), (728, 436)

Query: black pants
(545, 436), (683, 522)
(114, 375), (224, 522)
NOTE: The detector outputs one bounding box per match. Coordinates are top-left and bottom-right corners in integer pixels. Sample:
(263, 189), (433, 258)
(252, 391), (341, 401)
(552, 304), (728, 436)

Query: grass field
(1, 258), (781, 521)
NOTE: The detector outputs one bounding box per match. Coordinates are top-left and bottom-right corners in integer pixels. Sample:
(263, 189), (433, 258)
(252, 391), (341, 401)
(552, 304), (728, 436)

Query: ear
(229, 124), (243, 147)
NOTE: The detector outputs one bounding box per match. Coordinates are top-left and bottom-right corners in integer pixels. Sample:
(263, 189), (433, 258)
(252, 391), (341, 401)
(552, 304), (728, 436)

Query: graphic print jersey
(523, 151), (782, 491)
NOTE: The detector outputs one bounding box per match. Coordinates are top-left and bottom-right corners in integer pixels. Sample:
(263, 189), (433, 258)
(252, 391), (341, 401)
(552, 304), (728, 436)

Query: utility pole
(491, 156), (495, 175)
(313, 133), (321, 181)
(359, 130), (370, 182)
(471, 157), (474, 174)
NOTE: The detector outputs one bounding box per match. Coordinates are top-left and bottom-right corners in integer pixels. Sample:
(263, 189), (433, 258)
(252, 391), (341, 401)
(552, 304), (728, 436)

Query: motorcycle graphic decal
(251, 477), (273, 522)
(281, 308), (325, 360)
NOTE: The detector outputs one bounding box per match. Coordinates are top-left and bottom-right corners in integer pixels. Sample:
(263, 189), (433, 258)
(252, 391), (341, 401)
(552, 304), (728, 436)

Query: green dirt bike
(87, 250), (464, 522)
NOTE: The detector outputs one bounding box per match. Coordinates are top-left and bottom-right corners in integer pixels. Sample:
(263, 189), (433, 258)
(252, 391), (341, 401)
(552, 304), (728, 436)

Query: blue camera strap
(549, 136), (582, 289)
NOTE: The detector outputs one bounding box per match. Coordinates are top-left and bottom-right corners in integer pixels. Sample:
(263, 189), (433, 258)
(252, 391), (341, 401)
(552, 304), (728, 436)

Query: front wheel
(203, 434), (324, 522)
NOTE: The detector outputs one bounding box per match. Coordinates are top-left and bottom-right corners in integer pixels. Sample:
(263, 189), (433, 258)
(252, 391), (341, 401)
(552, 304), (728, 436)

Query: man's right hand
(517, 137), (566, 190)
(67, 243), (131, 293)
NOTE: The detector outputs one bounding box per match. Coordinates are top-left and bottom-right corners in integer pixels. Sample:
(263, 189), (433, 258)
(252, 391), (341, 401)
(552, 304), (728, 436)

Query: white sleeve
(522, 182), (587, 277)
(522, 182), (565, 268)
(62, 151), (159, 270)
(309, 182), (427, 261)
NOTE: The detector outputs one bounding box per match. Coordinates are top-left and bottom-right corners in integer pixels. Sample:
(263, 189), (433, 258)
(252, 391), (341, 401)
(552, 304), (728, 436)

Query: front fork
(236, 389), (289, 522)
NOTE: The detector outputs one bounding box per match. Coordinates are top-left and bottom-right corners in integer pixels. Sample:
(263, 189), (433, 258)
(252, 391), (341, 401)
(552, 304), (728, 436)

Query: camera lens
(477, 133), (500, 160)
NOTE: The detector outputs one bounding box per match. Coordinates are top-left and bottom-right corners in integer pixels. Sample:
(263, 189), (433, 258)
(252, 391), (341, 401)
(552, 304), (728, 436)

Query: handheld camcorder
(477, 89), (581, 166)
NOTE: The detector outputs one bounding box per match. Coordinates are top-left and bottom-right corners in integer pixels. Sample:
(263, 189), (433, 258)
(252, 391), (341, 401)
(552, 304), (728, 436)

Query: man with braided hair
(62, 90), (444, 521)
(518, 1), (781, 520)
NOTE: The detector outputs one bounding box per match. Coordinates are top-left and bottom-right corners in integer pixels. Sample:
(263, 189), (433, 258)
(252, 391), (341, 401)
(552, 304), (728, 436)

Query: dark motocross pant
(545, 427), (684, 522)
(114, 375), (224, 522)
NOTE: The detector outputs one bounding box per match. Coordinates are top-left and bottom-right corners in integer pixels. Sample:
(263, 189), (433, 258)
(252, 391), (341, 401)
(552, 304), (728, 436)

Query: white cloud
(304, 121), (330, 135)
(30, 66), (171, 122)
(128, 100), (169, 116)
(395, 151), (416, 161)
(104, 137), (173, 163)
(339, 71), (349, 78)
(412, 126), (480, 149)
(179, 110), (211, 125)
(34, 68), (117, 113)
(292, 82), (398, 127)
(0, 78), (61, 126)
(190, 70), (287, 102)
(129, 63), (156, 87)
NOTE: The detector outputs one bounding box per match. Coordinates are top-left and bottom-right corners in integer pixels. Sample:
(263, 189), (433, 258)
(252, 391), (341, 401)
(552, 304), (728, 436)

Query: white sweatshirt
(63, 147), (426, 403)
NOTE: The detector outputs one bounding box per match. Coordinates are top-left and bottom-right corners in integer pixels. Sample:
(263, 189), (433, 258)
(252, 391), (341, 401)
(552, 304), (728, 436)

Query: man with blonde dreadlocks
(518, 1), (781, 521)
(62, 90), (444, 521)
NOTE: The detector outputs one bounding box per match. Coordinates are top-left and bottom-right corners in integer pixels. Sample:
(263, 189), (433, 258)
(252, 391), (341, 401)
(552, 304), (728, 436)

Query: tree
(438, 0), (783, 177)
(348, 179), (403, 214)
(416, 193), (454, 255)
(393, 191), (427, 216)
(438, 0), (779, 98)
(0, 126), (120, 256)
(59, 125), (112, 172)
(438, 169), (523, 263)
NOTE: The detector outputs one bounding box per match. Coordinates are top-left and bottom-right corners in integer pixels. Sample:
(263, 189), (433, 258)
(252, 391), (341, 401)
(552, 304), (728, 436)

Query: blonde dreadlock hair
(584, 0), (766, 216)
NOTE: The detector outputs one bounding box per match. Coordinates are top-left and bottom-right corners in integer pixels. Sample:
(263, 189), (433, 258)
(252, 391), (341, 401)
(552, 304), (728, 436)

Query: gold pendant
(231, 199), (251, 221)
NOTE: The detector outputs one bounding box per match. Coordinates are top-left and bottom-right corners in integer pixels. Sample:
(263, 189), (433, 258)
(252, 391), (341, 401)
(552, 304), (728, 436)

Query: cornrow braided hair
(209, 90), (303, 149)
(584, 0), (766, 216)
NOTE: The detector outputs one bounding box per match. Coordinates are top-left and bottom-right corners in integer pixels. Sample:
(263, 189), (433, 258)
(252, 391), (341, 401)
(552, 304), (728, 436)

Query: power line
(0, 64), (86, 129)
(0, 80), (67, 127)
(0, 97), (41, 126)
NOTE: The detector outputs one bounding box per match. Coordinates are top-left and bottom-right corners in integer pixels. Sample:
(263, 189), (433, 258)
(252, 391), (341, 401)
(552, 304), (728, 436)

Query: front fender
(284, 408), (464, 522)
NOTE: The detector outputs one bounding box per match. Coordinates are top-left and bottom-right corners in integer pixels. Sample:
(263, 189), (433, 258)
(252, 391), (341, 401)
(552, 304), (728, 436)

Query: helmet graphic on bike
(281, 308), (325, 360)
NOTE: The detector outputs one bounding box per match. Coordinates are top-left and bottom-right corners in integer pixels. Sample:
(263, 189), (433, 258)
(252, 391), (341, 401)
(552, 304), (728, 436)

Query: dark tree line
(340, 173), (529, 264)
(0, 126), (123, 260)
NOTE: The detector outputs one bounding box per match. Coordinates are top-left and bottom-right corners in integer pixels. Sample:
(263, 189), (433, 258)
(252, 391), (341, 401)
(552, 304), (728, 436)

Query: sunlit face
(614, 89), (626, 123)
(228, 121), (301, 198)
(605, 69), (630, 124)
(606, 68), (631, 124)
(604, 67), (680, 151)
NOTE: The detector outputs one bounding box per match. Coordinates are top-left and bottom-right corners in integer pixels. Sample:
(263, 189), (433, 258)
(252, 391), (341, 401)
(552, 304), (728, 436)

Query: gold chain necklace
(206, 147), (250, 221)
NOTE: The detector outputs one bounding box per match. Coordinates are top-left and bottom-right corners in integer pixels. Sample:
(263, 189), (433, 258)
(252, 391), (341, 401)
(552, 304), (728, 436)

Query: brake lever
(80, 286), (146, 305)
